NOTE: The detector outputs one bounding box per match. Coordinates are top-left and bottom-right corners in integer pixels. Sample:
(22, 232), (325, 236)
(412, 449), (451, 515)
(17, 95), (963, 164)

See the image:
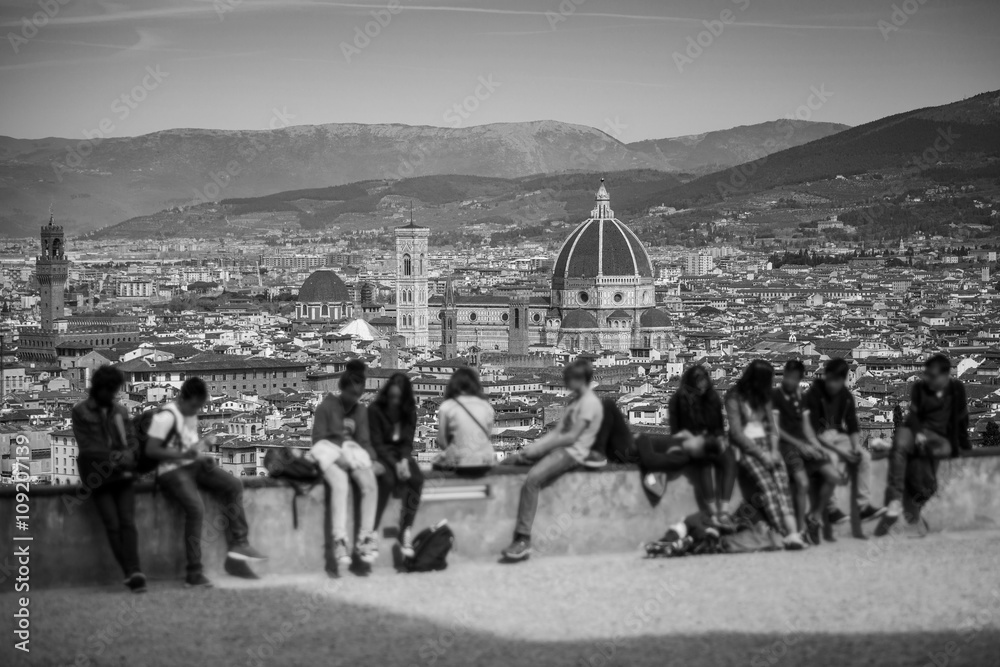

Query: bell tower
(37, 214), (69, 331)
(395, 207), (429, 348)
(508, 295), (530, 356)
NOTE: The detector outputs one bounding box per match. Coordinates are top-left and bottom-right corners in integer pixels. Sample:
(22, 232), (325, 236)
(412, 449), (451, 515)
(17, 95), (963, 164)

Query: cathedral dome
(639, 308), (672, 328)
(552, 181), (653, 290)
(298, 270), (350, 303)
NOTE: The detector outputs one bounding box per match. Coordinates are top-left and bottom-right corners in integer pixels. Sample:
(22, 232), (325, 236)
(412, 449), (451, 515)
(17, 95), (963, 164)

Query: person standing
(311, 359), (380, 573)
(876, 354), (970, 535)
(369, 373), (423, 558)
(148, 377), (267, 587)
(726, 360), (806, 550)
(501, 359), (603, 561)
(72, 366), (146, 593)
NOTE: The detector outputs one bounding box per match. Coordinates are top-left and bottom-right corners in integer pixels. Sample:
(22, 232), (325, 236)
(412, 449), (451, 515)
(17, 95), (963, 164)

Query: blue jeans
(91, 478), (140, 577)
(158, 459), (249, 574)
(514, 448), (579, 538)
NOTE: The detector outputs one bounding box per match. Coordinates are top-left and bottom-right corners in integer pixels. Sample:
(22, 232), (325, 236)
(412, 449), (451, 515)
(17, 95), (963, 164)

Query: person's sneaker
(334, 537), (352, 566)
(124, 572), (147, 594)
(224, 556), (260, 580)
(859, 505), (887, 522)
(184, 572), (213, 589)
(501, 536), (532, 561)
(783, 532), (808, 550)
(827, 507), (848, 525)
(227, 544), (268, 562)
(806, 516), (822, 545)
(582, 450), (608, 469)
(356, 532), (379, 564)
(874, 500), (903, 537)
(399, 527), (415, 559)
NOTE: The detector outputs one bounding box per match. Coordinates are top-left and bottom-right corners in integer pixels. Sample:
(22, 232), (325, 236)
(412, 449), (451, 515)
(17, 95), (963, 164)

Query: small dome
(560, 310), (600, 329)
(298, 270), (350, 303)
(639, 308), (671, 328)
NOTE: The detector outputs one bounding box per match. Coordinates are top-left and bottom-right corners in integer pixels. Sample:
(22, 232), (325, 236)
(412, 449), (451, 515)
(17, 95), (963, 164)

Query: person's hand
(757, 450), (776, 469)
(200, 435), (217, 448)
(396, 459), (411, 481)
(334, 456), (351, 471)
(182, 447), (200, 460)
(371, 461), (386, 476)
(836, 448), (860, 466)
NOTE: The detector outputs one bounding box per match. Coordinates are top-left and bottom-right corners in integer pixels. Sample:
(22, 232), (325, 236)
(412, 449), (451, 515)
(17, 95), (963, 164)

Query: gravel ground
(5, 530), (1000, 667)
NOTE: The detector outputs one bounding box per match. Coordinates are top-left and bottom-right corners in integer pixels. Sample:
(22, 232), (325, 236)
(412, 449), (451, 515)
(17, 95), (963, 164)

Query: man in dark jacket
(72, 366), (146, 593)
(877, 354), (970, 535)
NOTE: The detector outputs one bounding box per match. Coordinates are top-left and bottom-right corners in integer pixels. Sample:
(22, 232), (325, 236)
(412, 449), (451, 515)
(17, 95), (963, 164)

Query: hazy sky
(1, 0), (998, 142)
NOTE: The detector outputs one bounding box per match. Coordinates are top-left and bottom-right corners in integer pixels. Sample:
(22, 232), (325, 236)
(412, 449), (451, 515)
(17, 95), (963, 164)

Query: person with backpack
(876, 354), (970, 536)
(725, 360), (807, 550)
(369, 372), (423, 558)
(803, 358), (885, 534)
(310, 359), (379, 572)
(434, 367), (496, 472)
(501, 359), (603, 561)
(667, 364), (737, 532)
(147, 377), (267, 587)
(71, 366), (146, 593)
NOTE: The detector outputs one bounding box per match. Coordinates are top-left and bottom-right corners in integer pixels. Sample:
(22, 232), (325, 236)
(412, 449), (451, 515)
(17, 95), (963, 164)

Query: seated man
(804, 358), (884, 534)
(773, 360), (840, 544)
(149, 377), (267, 587)
(876, 354), (970, 536)
(501, 360), (603, 561)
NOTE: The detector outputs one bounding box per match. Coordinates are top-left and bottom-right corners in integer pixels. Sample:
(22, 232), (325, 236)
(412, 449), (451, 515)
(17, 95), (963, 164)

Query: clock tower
(395, 215), (429, 348)
(37, 215), (69, 331)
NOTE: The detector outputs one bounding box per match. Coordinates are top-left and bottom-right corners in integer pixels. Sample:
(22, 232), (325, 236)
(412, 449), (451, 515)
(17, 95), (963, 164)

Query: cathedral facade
(424, 181), (674, 356)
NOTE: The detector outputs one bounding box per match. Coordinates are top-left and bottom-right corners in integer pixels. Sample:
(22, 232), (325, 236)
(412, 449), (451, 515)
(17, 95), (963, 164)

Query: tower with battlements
(37, 216), (69, 331)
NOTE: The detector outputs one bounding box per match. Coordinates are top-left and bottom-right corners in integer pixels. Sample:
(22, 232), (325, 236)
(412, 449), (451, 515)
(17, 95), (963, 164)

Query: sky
(1, 0), (998, 142)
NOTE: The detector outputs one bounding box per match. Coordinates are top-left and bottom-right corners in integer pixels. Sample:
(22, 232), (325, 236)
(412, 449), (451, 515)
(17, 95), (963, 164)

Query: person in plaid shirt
(725, 360), (807, 550)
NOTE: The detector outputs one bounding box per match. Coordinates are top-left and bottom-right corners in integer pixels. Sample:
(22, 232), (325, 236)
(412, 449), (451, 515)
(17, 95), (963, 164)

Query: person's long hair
(444, 366), (485, 400)
(675, 365), (724, 434)
(373, 372), (416, 427)
(734, 359), (775, 412)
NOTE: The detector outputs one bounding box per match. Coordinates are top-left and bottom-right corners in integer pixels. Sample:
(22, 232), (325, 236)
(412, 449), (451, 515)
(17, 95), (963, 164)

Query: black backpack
(594, 398), (638, 463)
(405, 520), (454, 572)
(133, 407), (176, 475)
(263, 446), (322, 528)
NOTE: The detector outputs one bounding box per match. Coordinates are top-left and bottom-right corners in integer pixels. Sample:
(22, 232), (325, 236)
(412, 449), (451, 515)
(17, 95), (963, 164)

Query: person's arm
(436, 404), (450, 450)
(955, 382), (971, 452)
(145, 411), (197, 462)
(668, 394), (681, 435)
(311, 396), (343, 445)
(845, 393), (863, 454)
(724, 394), (766, 461)
(766, 402), (780, 450)
(798, 410), (829, 460)
(354, 405), (376, 461)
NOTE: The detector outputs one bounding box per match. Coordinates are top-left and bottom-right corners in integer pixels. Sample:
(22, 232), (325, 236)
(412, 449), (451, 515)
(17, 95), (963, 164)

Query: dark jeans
(158, 460), (249, 574)
(514, 448), (579, 538)
(375, 457), (424, 532)
(91, 478), (141, 578)
(886, 427), (947, 505)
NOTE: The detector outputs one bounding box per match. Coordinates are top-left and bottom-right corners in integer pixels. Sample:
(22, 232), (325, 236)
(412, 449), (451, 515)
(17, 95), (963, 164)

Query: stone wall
(2, 450), (998, 589)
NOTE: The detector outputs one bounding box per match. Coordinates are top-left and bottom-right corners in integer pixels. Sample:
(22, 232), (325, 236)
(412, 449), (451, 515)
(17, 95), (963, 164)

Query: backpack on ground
(404, 520), (454, 572)
(132, 407), (176, 476)
(594, 398), (638, 463)
(263, 446), (322, 529)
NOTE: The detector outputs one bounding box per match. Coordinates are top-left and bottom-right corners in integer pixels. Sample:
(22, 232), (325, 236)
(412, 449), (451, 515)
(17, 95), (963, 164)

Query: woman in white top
(434, 367), (495, 472)
(725, 359), (806, 550)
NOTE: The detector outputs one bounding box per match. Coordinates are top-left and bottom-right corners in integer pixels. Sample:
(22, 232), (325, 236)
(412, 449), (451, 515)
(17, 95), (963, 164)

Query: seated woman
(725, 360), (806, 550)
(434, 367), (496, 473)
(668, 365), (737, 532)
(369, 373), (423, 558)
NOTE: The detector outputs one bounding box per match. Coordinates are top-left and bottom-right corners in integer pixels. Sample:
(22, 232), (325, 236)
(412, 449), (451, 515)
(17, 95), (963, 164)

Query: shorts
(779, 441), (829, 477)
(309, 439), (372, 472)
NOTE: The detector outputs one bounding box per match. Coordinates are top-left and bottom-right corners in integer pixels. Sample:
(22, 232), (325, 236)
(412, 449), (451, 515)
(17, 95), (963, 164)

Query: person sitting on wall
(501, 359), (604, 562)
(876, 354), (970, 536)
(148, 377), (267, 588)
(72, 365), (147, 593)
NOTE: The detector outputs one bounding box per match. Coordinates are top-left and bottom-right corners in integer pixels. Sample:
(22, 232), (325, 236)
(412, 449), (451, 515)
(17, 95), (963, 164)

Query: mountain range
(0, 118), (848, 236)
